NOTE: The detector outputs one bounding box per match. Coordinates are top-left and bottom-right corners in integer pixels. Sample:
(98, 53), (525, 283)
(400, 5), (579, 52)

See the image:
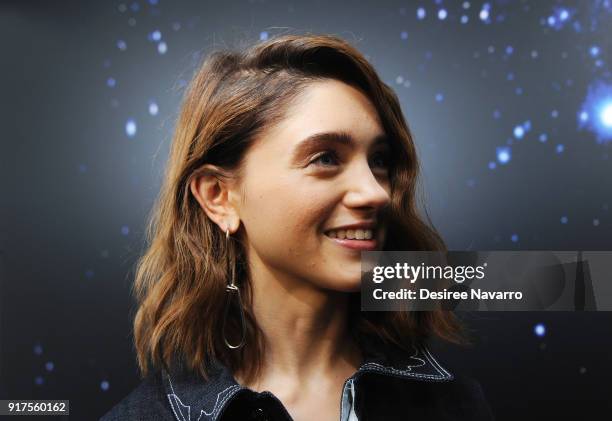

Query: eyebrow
(292, 131), (389, 161)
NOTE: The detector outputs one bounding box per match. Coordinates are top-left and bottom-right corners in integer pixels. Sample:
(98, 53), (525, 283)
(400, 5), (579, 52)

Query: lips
(324, 221), (376, 234)
(324, 230), (378, 251)
(323, 221), (381, 251)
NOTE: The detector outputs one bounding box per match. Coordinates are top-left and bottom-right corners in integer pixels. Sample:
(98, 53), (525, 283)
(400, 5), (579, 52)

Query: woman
(101, 34), (494, 420)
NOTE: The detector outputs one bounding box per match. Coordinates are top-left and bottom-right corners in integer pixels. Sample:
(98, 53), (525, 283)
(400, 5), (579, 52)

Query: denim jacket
(101, 336), (495, 420)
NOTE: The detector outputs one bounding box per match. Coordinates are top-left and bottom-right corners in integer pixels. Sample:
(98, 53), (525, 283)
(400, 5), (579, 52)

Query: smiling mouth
(324, 228), (375, 240)
(323, 229), (378, 251)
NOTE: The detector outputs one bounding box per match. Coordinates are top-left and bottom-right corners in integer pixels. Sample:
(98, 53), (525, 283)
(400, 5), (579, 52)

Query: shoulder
(433, 374), (495, 420)
(358, 372), (495, 420)
(100, 371), (175, 421)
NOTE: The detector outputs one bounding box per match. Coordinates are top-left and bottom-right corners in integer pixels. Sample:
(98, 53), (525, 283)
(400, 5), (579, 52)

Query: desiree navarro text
(373, 288), (524, 301)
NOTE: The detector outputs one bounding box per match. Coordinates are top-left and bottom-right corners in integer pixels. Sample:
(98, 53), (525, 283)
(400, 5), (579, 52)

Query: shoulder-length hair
(133, 33), (465, 384)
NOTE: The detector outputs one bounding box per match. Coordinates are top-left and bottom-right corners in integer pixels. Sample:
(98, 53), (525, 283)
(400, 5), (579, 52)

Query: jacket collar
(161, 336), (453, 421)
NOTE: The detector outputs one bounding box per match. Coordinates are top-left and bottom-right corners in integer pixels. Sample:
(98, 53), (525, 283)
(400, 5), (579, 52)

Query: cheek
(241, 177), (332, 247)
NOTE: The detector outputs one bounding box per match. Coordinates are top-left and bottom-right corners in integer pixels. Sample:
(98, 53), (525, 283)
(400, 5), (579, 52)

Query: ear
(189, 165), (241, 234)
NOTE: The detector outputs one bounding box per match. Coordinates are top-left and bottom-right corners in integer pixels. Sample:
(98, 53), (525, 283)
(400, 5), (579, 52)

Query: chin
(329, 277), (361, 293)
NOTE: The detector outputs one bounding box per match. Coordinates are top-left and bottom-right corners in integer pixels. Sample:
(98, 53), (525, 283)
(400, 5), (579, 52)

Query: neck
(234, 255), (363, 390)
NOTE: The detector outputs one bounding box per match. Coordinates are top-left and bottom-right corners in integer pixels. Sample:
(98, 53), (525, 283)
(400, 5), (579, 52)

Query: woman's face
(233, 79), (392, 292)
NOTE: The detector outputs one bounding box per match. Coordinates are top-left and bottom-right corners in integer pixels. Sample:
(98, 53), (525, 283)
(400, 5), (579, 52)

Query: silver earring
(222, 226), (246, 349)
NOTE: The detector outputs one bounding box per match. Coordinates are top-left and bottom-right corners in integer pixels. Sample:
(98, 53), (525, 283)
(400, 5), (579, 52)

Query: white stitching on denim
(405, 344), (427, 371)
(359, 364), (446, 380)
(167, 394), (191, 421)
(192, 385), (240, 421)
(166, 394), (182, 421)
(163, 369), (244, 421)
(422, 345), (452, 379)
(357, 344), (452, 380)
(166, 371), (191, 421)
(367, 343), (427, 372)
(209, 385), (242, 421)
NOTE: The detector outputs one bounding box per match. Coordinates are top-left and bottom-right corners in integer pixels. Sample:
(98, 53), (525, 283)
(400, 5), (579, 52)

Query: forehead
(256, 79), (386, 151)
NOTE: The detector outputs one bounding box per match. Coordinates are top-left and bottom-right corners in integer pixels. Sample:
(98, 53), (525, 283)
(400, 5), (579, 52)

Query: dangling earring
(222, 225), (246, 349)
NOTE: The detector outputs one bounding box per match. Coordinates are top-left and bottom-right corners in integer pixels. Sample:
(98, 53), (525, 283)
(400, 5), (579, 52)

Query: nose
(342, 159), (391, 212)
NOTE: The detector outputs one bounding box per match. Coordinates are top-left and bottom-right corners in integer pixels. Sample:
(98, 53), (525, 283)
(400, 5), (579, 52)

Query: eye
(370, 151), (391, 169)
(309, 151), (340, 167)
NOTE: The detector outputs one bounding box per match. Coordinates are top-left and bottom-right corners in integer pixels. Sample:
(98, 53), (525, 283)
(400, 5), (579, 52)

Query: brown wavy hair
(133, 33), (466, 384)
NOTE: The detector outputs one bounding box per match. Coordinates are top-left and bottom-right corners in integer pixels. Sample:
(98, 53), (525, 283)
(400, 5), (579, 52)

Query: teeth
(326, 228), (374, 240)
